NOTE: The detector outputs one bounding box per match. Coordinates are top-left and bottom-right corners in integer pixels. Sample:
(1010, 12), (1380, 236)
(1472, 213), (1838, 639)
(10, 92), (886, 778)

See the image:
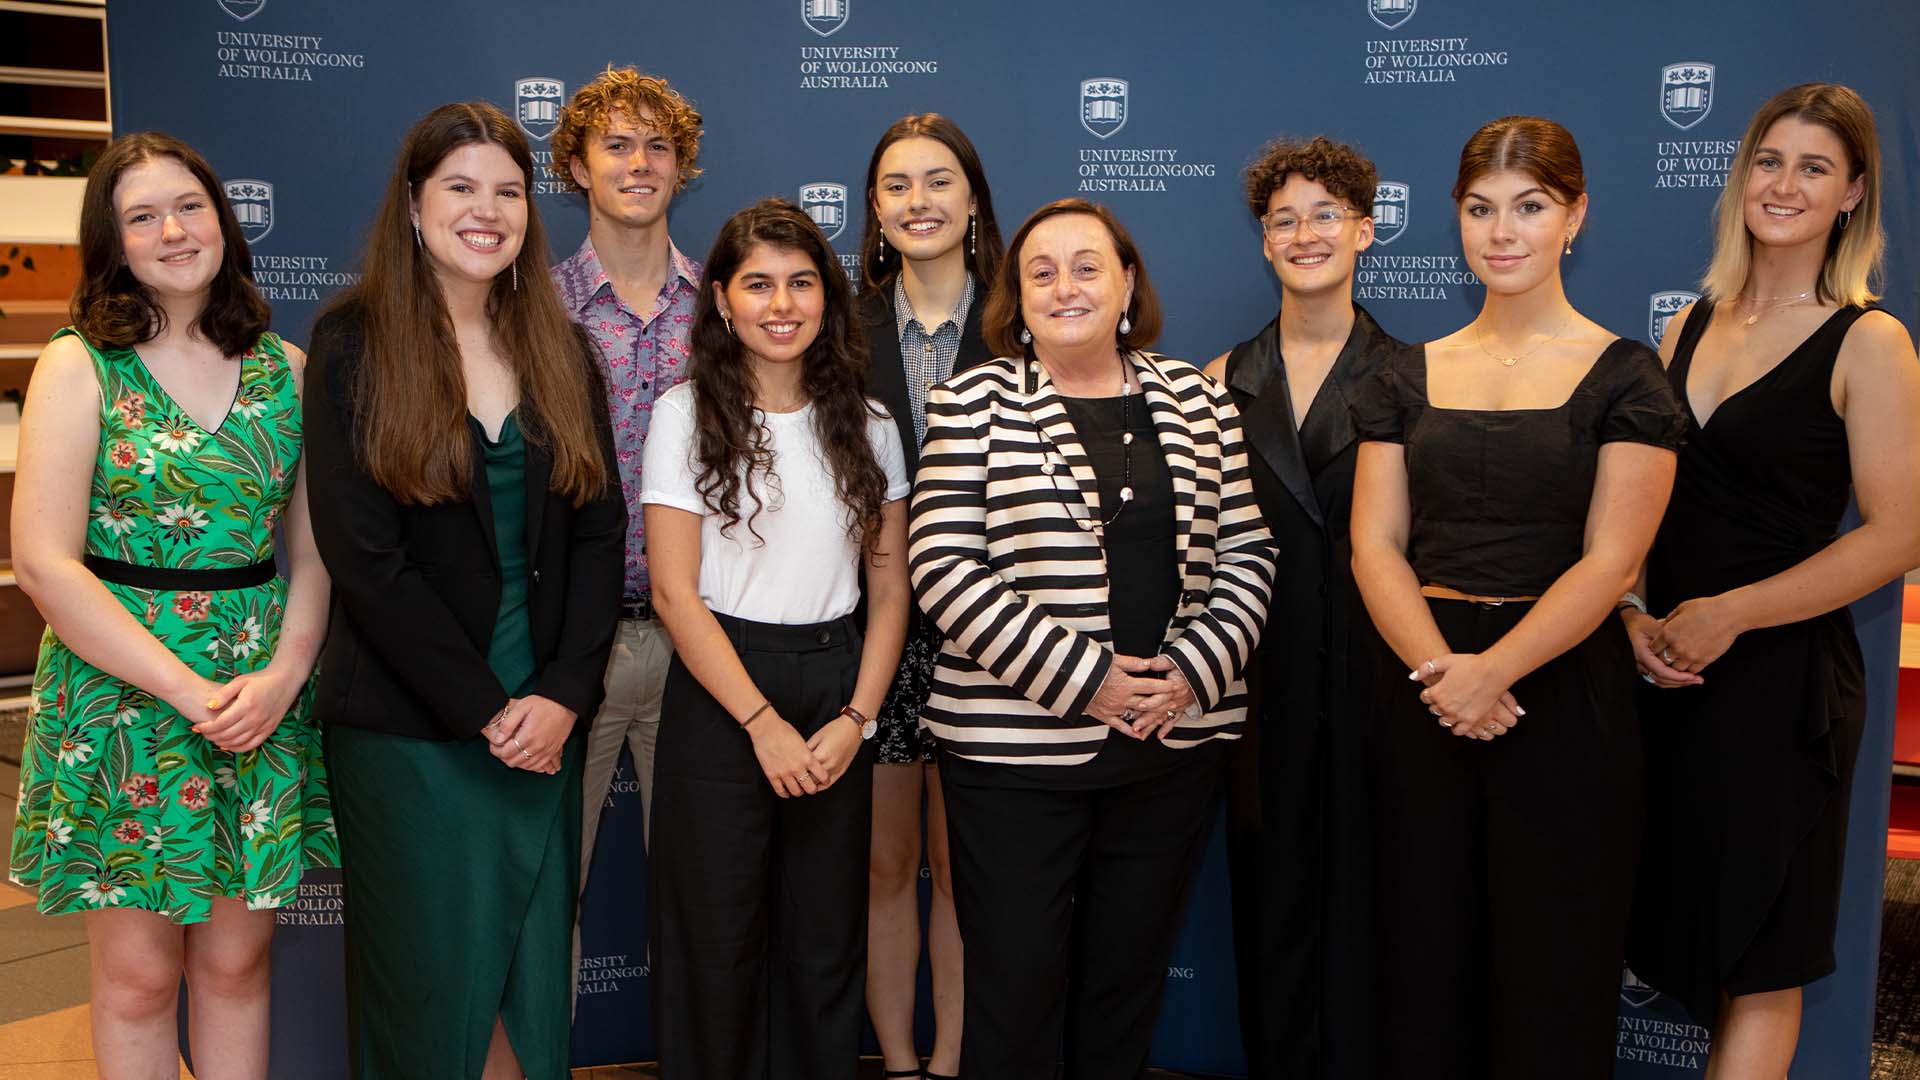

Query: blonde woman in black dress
(1624, 83), (1920, 1076)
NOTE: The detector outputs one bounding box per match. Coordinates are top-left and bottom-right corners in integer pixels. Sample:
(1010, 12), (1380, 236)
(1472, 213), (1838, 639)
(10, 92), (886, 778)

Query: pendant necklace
(1474, 309), (1575, 368)
(1737, 289), (1813, 326)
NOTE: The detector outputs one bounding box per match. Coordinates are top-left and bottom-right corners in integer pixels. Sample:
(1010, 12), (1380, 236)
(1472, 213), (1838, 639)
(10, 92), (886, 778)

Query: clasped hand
(1408, 654), (1524, 741)
(182, 667), (304, 754)
(1087, 654), (1199, 741)
(1636, 596), (1739, 684)
(749, 708), (863, 799)
(483, 695), (577, 775)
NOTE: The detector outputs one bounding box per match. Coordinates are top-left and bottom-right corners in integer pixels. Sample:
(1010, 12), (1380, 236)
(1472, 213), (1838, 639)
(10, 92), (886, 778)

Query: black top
(303, 303), (628, 741)
(1351, 337), (1684, 596)
(1060, 393), (1178, 656)
(1650, 302), (1871, 606)
(1224, 305), (1407, 722)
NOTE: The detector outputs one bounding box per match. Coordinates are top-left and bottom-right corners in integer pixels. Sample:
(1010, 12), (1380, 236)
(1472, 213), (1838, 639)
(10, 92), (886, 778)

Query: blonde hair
(1702, 83), (1883, 307)
(549, 66), (704, 194)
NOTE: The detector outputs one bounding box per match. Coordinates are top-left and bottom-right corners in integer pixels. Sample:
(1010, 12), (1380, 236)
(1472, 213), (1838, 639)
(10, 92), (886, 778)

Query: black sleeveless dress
(1628, 302), (1874, 1027)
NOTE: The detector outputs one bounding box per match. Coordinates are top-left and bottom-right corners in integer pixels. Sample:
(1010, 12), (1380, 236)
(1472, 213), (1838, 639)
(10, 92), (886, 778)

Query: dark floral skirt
(874, 621), (942, 765)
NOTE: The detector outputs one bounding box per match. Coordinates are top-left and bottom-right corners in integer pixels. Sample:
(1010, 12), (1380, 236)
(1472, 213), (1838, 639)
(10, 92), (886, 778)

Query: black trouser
(940, 744), (1225, 1080)
(1373, 599), (1643, 1080)
(650, 612), (871, 1080)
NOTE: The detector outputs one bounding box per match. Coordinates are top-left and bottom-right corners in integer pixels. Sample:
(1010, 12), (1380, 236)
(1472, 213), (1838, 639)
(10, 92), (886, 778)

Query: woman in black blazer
(304, 102), (624, 1080)
(854, 113), (1004, 1080)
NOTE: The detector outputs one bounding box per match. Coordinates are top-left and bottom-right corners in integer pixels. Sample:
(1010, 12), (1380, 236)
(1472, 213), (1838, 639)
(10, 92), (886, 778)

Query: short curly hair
(1242, 136), (1377, 220)
(549, 66), (704, 194)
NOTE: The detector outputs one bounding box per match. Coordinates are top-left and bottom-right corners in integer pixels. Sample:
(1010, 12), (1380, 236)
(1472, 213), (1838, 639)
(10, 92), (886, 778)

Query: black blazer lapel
(465, 420), (501, 570)
(861, 291), (917, 473)
(1227, 317), (1324, 529)
(955, 295), (991, 374)
(524, 436), (552, 567)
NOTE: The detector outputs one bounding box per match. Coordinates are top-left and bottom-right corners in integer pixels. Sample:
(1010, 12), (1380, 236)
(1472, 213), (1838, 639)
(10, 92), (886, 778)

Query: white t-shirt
(639, 382), (910, 624)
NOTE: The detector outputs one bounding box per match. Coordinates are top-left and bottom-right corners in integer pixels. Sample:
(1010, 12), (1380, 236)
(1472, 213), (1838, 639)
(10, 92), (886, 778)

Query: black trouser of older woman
(1373, 598), (1643, 1080)
(939, 741), (1224, 1080)
(649, 612), (871, 1080)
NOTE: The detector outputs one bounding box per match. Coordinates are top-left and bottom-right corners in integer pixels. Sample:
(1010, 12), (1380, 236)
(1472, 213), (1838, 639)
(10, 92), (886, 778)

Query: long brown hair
(327, 101), (607, 506)
(71, 132), (270, 357)
(858, 113), (1004, 294)
(1701, 83), (1883, 306)
(691, 199), (890, 558)
(980, 199), (1163, 358)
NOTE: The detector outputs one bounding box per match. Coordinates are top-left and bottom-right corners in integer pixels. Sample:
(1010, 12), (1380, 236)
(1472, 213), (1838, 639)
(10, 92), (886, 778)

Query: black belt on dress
(84, 553), (276, 591)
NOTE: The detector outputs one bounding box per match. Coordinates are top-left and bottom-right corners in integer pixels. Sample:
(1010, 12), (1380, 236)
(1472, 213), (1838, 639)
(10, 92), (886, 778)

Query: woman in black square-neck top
(1349, 116), (1684, 1080)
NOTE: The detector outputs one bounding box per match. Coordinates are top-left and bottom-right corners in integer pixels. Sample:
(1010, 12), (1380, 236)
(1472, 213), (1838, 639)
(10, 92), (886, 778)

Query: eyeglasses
(1261, 207), (1363, 242)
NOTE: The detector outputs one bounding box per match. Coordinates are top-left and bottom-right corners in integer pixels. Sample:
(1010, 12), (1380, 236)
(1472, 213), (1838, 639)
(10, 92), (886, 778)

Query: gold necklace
(1736, 289), (1812, 326)
(1474, 310), (1575, 368)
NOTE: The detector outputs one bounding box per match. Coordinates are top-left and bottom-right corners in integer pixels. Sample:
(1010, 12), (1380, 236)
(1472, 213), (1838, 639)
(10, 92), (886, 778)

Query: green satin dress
(328, 412), (582, 1079)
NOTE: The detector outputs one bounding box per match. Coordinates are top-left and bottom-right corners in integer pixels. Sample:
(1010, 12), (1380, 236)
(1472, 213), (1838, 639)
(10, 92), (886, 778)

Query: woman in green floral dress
(7, 132), (335, 1079)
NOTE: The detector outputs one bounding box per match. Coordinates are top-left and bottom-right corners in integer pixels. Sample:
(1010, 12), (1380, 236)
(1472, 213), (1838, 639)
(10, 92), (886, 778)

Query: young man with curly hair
(1204, 135), (1408, 1079)
(548, 65), (704, 906)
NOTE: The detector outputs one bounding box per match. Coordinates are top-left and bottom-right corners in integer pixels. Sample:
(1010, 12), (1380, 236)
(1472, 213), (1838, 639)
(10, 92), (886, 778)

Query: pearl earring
(1563, 235), (1574, 255)
(1018, 327), (1032, 344)
(969, 213), (977, 258)
(1119, 314), (1132, 336)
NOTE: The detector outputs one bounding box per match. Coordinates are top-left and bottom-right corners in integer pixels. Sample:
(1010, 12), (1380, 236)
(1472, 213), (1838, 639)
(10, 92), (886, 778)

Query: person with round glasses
(1204, 134), (1409, 1078)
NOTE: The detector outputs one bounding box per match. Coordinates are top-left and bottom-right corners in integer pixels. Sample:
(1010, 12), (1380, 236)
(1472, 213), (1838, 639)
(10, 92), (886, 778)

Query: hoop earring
(1840, 209), (1853, 230)
(969, 213), (977, 258)
(1018, 326), (1031, 344)
(723, 313), (735, 337)
(511, 263), (519, 292)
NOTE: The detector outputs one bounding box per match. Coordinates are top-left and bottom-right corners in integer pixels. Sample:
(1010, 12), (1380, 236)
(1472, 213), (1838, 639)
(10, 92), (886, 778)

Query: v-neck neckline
(1682, 303), (1850, 431)
(129, 346), (246, 436)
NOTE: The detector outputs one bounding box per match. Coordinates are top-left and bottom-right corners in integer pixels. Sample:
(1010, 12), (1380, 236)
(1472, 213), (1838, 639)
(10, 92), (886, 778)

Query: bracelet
(740, 701), (772, 729)
(1617, 591), (1648, 615)
(837, 704), (868, 727)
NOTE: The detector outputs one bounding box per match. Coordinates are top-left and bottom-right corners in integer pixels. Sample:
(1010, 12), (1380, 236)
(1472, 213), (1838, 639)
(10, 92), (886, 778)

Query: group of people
(5, 61), (1916, 1080)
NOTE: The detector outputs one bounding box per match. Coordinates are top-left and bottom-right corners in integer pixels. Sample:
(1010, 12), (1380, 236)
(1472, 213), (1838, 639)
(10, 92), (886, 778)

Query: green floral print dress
(7, 328), (337, 922)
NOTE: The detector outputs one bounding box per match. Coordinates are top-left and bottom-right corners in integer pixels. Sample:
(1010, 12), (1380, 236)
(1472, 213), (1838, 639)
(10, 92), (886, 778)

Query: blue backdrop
(122, 0), (1917, 1075)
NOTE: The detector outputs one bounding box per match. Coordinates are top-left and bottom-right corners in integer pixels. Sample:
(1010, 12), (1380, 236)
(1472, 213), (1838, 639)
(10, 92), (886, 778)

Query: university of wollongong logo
(224, 179), (273, 245)
(514, 77), (565, 141)
(1371, 181), (1410, 245)
(1080, 78), (1128, 140)
(799, 182), (849, 241)
(217, 0), (265, 20)
(1660, 63), (1714, 131)
(1367, 0), (1417, 30)
(1650, 291), (1699, 347)
(801, 0), (849, 36)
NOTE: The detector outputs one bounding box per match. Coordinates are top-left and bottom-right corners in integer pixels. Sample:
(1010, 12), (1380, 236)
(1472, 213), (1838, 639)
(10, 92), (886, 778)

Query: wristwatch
(839, 704), (877, 741)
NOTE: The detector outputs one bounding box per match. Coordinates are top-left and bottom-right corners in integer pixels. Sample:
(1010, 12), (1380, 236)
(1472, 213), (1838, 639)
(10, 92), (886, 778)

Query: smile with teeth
(1289, 253), (1330, 266)
(1051, 308), (1090, 319)
(1762, 204), (1802, 217)
(459, 231), (503, 250)
(621, 185), (658, 195)
(761, 321), (801, 336)
(159, 250), (198, 265)
(903, 219), (944, 234)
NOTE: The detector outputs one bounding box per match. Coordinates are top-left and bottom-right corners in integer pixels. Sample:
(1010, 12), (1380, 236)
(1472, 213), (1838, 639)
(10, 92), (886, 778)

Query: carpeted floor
(1876, 855), (1920, 1077)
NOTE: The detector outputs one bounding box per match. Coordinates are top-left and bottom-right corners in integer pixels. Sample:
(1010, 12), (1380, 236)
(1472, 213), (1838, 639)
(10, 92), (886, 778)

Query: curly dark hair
(1242, 135), (1379, 219)
(71, 132), (270, 357)
(690, 199), (891, 558)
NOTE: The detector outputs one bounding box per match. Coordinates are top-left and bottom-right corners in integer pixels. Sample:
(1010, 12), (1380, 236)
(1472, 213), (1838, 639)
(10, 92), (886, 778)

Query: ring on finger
(1661, 648), (1675, 664)
(1121, 709), (1136, 723)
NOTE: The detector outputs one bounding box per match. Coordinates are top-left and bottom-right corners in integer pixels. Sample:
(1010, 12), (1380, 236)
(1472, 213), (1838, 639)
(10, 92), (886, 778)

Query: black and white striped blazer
(908, 349), (1277, 765)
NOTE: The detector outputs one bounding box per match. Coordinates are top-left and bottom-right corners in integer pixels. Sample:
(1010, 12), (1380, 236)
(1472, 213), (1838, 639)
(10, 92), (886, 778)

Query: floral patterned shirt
(551, 236), (701, 600)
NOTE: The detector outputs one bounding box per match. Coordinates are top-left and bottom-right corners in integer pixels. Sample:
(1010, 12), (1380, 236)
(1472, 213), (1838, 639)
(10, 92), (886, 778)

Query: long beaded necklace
(1038, 353), (1135, 531)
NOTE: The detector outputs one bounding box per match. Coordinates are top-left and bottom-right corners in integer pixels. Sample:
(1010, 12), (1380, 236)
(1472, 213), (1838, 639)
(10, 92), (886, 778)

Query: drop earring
(1563, 235), (1574, 255)
(722, 313), (735, 337)
(1119, 314), (1132, 336)
(412, 218), (422, 248)
(878, 233), (887, 260)
(969, 213), (977, 258)
(511, 263), (519, 292)
(1018, 327), (1032, 344)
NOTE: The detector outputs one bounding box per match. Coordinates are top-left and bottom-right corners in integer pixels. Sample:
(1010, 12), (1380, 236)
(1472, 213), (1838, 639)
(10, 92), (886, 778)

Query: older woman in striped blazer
(908, 198), (1276, 1080)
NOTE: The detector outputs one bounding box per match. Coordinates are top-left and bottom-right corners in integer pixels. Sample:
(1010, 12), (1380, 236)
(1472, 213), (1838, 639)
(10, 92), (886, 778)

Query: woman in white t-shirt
(641, 197), (911, 1078)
